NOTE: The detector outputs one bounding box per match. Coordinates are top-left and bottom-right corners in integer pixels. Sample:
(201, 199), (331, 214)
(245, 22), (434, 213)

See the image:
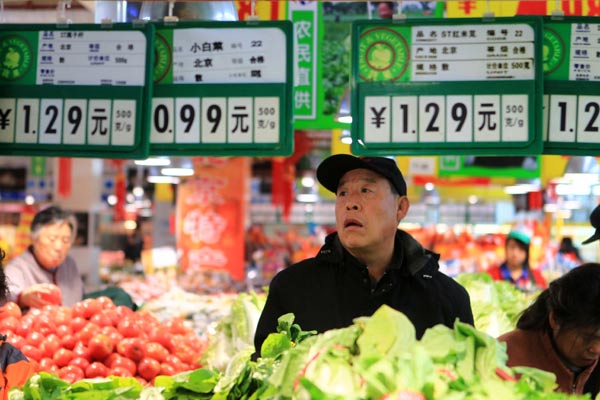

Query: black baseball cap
(582, 204), (600, 244)
(316, 154), (407, 196)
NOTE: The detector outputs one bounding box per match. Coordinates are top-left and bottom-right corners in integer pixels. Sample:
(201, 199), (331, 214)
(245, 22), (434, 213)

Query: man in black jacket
(254, 154), (474, 355)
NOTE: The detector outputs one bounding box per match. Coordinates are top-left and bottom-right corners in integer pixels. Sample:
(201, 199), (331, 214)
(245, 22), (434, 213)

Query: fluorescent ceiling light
(337, 115), (353, 124)
(297, 194), (319, 203)
(135, 157), (171, 166)
(555, 183), (591, 196)
(161, 167), (194, 177)
(503, 184), (540, 195)
(147, 176), (181, 184)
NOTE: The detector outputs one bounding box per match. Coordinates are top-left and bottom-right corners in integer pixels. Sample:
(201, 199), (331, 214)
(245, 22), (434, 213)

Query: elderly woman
(5, 206), (83, 309)
(498, 263), (600, 396)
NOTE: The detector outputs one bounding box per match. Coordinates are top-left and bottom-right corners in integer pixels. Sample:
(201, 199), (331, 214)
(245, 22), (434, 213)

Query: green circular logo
(543, 27), (564, 74)
(0, 34), (32, 81)
(153, 32), (172, 83)
(359, 27), (409, 82)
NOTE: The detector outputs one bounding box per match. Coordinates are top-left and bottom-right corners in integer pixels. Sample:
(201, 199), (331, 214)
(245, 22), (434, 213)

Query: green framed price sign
(351, 17), (543, 156)
(148, 20), (293, 156)
(543, 17), (600, 155)
(0, 23), (154, 158)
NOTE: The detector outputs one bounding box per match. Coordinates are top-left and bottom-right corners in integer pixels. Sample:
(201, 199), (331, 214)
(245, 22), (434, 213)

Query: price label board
(351, 17), (543, 156)
(0, 23), (154, 158)
(543, 17), (600, 155)
(148, 20), (293, 156)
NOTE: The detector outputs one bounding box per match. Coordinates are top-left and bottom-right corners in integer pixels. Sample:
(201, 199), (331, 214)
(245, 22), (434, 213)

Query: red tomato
(137, 357), (160, 382)
(118, 337), (145, 362)
(88, 334), (114, 361)
(95, 296), (116, 310)
(68, 356), (90, 371)
(80, 299), (102, 319)
(72, 342), (90, 360)
(85, 361), (108, 378)
(0, 302), (22, 319)
(109, 366), (133, 377)
(0, 316), (20, 332)
(40, 334), (61, 359)
(76, 322), (101, 345)
(164, 317), (188, 335)
(90, 311), (114, 328)
(159, 362), (175, 376)
(148, 327), (174, 352)
(56, 324), (71, 337)
(39, 284), (62, 305)
(58, 365), (85, 384)
(61, 334), (78, 350)
(117, 317), (143, 338)
(26, 331), (44, 346)
(53, 348), (74, 368)
(21, 344), (42, 361)
(6, 334), (25, 349)
(69, 316), (87, 333)
(33, 314), (57, 335)
(38, 357), (58, 374)
(110, 355), (137, 376)
(145, 342), (168, 363)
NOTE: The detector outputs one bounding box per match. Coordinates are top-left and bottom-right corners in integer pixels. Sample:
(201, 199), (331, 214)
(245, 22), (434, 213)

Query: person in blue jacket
(254, 154), (474, 356)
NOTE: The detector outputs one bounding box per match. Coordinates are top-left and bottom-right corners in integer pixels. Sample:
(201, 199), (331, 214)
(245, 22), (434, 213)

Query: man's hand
(19, 283), (62, 308)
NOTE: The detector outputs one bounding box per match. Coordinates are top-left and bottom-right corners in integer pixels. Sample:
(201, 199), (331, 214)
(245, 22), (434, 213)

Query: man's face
(334, 168), (405, 257)
(32, 222), (73, 269)
(553, 325), (600, 368)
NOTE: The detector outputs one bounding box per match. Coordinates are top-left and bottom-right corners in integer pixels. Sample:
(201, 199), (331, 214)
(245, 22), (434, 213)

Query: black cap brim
(582, 230), (600, 245)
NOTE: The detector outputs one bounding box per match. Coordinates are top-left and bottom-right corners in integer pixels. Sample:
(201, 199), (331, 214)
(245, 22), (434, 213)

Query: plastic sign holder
(0, 23), (154, 159)
(148, 20), (293, 157)
(350, 16), (544, 156)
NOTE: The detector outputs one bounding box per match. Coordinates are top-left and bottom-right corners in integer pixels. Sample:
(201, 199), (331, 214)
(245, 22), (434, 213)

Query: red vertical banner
(176, 157), (249, 281)
(57, 158), (72, 198)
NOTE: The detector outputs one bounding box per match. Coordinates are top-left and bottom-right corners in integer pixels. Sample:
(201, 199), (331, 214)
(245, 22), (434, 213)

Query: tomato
(145, 342), (168, 363)
(110, 355), (137, 376)
(90, 311), (114, 328)
(54, 307), (72, 326)
(159, 362), (175, 376)
(69, 316), (87, 333)
(26, 331), (44, 346)
(56, 324), (71, 337)
(88, 333), (113, 361)
(68, 356), (90, 371)
(0, 302), (22, 320)
(164, 317), (188, 335)
(72, 342), (90, 360)
(76, 322), (101, 345)
(0, 316), (20, 332)
(39, 284), (62, 305)
(95, 296), (116, 310)
(137, 357), (160, 382)
(38, 357), (58, 374)
(40, 334), (61, 359)
(33, 314), (57, 335)
(53, 348), (74, 368)
(61, 334), (78, 350)
(80, 299), (102, 319)
(85, 361), (108, 378)
(109, 366), (133, 377)
(118, 337), (145, 362)
(58, 365), (84, 384)
(117, 317), (143, 338)
(6, 334), (25, 349)
(148, 327), (174, 352)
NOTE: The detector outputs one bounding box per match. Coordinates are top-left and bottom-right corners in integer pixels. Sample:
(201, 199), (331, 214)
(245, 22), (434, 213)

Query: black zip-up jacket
(254, 229), (474, 356)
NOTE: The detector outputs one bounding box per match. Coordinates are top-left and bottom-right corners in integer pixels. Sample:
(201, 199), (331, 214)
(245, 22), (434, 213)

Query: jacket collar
(317, 229), (440, 277)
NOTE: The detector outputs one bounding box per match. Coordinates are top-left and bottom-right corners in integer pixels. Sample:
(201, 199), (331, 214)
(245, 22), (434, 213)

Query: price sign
(148, 20), (293, 156)
(543, 17), (600, 155)
(0, 23), (154, 158)
(351, 17), (543, 156)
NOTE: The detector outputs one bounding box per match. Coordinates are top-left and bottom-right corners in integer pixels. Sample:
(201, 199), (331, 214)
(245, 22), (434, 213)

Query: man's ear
(397, 196), (410, 222)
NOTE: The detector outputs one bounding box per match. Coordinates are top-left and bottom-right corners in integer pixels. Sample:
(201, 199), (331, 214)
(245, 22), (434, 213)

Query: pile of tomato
(0, 296), (207, 384)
